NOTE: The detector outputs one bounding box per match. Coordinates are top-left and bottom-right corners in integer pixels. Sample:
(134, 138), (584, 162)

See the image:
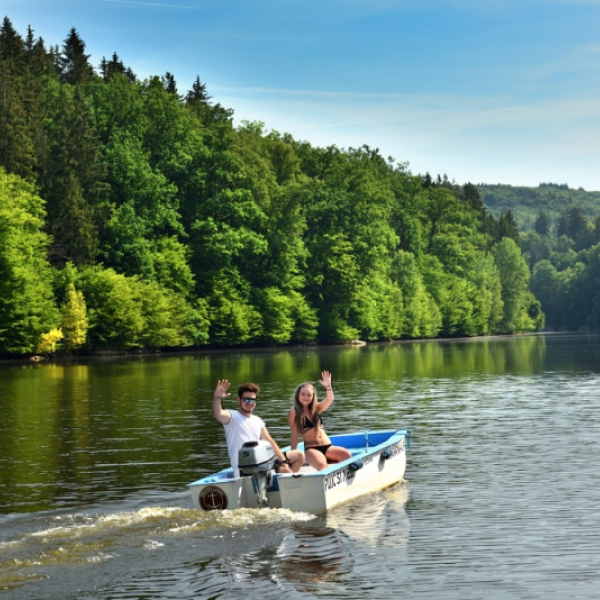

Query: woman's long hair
(292, 382), (320, 435)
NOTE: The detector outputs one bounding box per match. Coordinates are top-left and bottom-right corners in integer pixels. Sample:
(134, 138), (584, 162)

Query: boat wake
(1, 485), (409, 598)
(0, 505), (313, 594)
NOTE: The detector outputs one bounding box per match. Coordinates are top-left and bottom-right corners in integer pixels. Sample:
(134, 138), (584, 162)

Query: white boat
(188, 428), (411, 515)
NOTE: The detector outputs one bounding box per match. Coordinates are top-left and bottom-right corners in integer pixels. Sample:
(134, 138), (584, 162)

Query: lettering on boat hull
(324, 468), (351, 492)
(323, 439), (406, 493)
(390, 439), (405, 457)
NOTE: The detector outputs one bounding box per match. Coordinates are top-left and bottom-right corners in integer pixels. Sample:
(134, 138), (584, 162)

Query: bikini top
(302, 412), (323, 432)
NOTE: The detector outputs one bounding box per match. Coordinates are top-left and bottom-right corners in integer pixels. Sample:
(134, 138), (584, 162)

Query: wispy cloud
(215, 86), (600, 186)
(100, 0), (196, 9)
(214, 86), (410, 100)
(7, 0), (600, 189)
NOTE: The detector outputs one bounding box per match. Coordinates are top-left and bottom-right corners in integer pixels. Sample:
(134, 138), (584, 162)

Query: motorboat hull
(188, 428), (410, 515)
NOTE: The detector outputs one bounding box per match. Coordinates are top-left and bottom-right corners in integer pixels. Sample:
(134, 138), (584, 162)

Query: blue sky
(5, 0), (600, 190)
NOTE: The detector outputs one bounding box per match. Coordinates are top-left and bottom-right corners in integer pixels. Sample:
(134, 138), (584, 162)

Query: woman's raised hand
(319, 371), (332, 390)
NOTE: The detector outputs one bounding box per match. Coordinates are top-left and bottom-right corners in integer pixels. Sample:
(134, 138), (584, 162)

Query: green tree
(0, 169), (58, 354)
(498, 210), (520, 246)
(391, 250), (440, 338)
(419, 254), (477, 336)
(0, 17), (26, 70)
(568, 207), (592, 251)
(557, 210), (570, 239)
(134, 278), (196, 348)
(60, 281), (88, 351)
(303, 146), (398, 341)
(521, 231), (552, 271)
(491, 237), (539, 332)
(390, 167), (425, 256)
(162, 71), (178, 95)
(254, 287), (296, 344)
(100, 131), (184, 282)
(24, 28), (55, 79)
(40, 84), (106, 264)
(99, 52), (136, 83)
(232, 127), (319, 343)
(418, 186), (481, 274)
(594, 215), (600, 246)
(58, 27), (94, 85)
(530, 260), (565, 329)
(0, 60), (36, 180)
(86, 72), (147, 145)
(306, 230), (361, 341)
(468, 254), (503, 334)
(576, 246), (600, 330)
(77, 266), (145, 349)
(206, 281), (263, 345)
(186, 75), (211, 106)
(534, 210), (550, 236)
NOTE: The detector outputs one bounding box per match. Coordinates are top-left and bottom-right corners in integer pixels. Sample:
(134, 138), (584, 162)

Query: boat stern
(188, 470), (250, 511)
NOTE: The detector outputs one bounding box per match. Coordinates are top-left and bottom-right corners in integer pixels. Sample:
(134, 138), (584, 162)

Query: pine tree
(534, 210), (550, 237)
(59, 27), (94, 85)
(26, 33), (53, 77)
(24, 25), (34, 53)
(594, 215), (600, 245)
(100, 52), (136, 82)
(0, 60), (36, 180)
(557, 211), (570, 239)
(0, 17), (26, 71)
(186, 76), (212, 105)
(462, 182), (485, 214)
(40, 86), (106, 264)
(163, 71), (178, 95)
(498, 210), (521, 246)
(568, 207), (591, 250)
(48, 44), (61, 75)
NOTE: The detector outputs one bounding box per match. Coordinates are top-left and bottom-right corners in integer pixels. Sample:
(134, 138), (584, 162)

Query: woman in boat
(287, 371), (352, 471)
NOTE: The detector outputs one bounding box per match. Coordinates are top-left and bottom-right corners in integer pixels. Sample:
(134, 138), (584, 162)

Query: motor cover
(238, 440), (275, 471)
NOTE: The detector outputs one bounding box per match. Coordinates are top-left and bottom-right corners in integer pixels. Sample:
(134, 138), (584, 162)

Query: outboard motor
(238, 440), (277, 507)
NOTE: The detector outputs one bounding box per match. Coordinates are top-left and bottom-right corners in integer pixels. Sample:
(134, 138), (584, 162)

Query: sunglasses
(242, 397), (257, 404)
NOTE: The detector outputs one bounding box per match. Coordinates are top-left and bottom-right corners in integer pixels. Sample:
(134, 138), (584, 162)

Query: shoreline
(0, 330), (590, 367)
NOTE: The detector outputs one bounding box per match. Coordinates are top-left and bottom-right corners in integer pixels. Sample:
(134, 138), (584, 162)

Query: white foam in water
(85, 553), (115, 563)
(19, 506), (315, 546)
(167, 507), (315, 533)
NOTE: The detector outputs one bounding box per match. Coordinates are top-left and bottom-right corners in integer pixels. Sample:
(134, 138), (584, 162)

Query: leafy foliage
(0, 19), (551, 356)
(478, 183), (600, 233)
(60, 281), (88, 351)
(0, 168), (58, 354)
(482, 182), (600, 330)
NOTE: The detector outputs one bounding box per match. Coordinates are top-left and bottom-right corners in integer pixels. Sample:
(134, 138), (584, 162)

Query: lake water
(2, 334), (600, 599)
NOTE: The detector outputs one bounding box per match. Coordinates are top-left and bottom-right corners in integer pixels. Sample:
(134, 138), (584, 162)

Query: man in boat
(212, 379), (304, 476)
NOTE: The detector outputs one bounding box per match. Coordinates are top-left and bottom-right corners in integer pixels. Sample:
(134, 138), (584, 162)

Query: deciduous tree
(0, 169), (58, 355)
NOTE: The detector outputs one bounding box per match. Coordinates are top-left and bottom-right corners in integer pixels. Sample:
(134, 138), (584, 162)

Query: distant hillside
(477, 183), (600, 231)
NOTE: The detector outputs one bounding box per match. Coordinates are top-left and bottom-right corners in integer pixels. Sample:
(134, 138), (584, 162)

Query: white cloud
(215, 86), (600, 188)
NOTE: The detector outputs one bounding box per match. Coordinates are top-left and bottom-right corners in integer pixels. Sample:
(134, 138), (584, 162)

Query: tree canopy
(0, 17), (547, 356)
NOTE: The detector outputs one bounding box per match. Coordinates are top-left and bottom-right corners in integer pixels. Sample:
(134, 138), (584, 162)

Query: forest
(475, 183), (600, 332)
(1, 17), (578, 358)
(478, 183), (600, 230)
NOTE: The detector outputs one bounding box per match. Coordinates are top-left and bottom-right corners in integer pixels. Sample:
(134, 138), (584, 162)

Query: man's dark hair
(238, 382), (259, 397)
